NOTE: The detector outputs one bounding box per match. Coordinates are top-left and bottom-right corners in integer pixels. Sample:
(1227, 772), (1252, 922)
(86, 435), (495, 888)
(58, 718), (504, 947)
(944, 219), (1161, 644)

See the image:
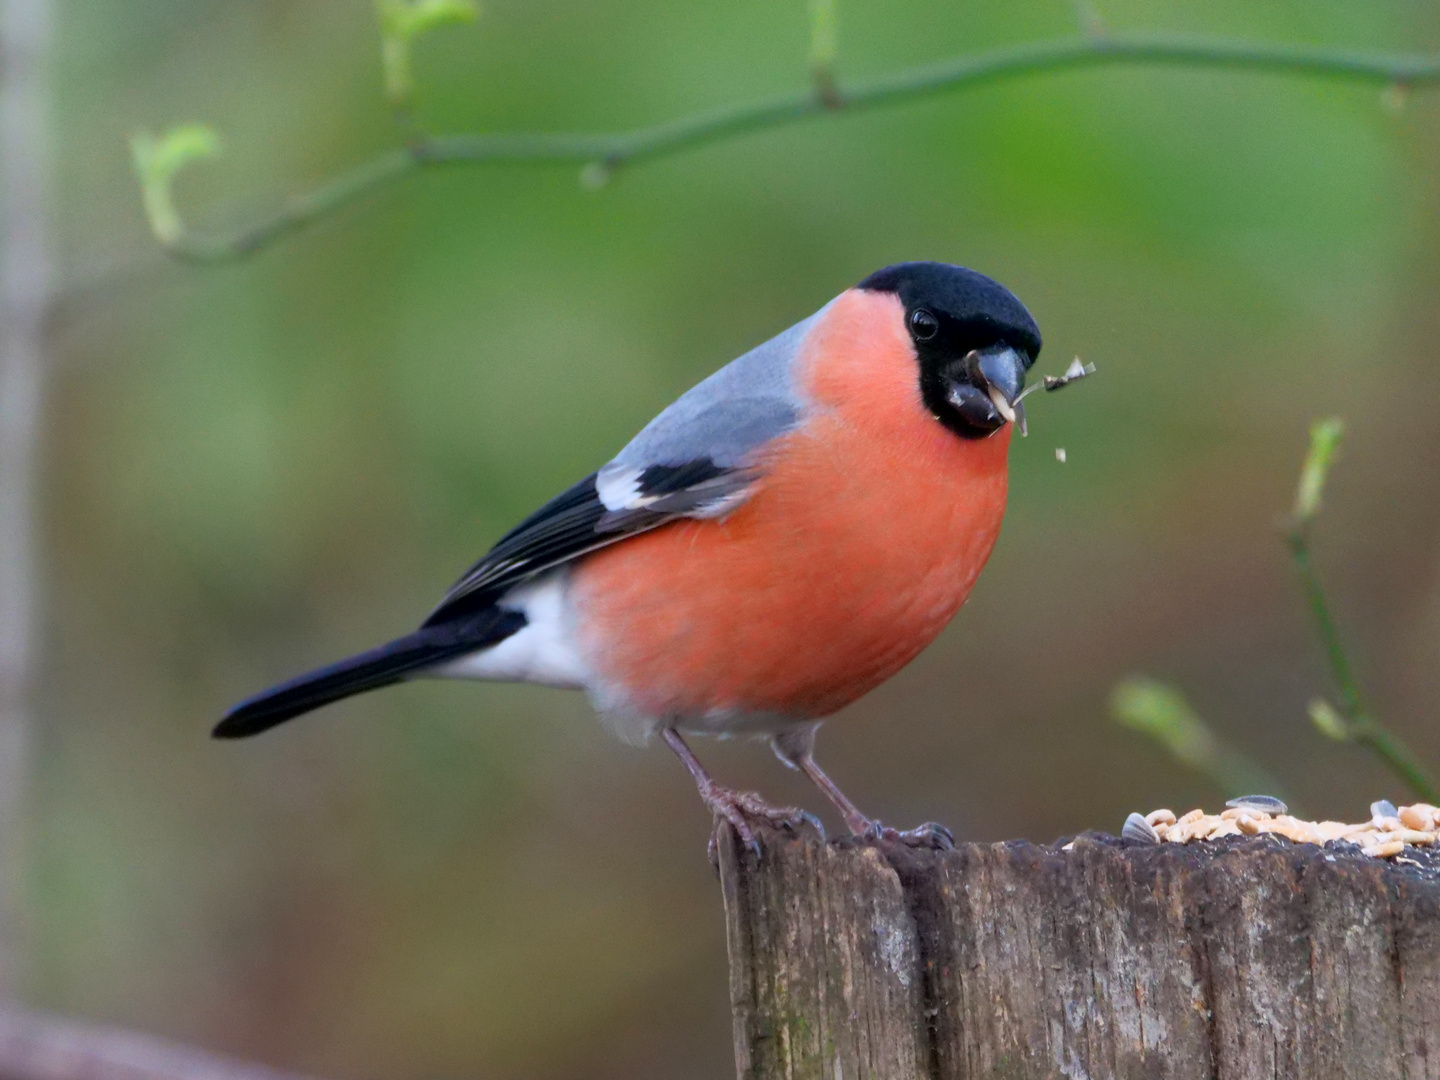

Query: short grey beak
(977, 345), (1027, 431)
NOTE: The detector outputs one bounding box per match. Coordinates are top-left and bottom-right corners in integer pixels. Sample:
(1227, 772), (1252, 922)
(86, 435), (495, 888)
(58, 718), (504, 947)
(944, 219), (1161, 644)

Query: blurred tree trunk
(720, 826), (1440, 1080)
(0, 0), (51, 998)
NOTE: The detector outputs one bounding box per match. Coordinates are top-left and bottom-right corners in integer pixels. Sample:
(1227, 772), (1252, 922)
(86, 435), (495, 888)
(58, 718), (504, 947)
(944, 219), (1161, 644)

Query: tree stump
(718, 825), (1440, 1080)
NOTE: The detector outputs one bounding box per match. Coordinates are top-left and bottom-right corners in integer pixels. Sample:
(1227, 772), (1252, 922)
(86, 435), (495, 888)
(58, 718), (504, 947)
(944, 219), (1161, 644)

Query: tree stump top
(720, 825), (1440, 1080)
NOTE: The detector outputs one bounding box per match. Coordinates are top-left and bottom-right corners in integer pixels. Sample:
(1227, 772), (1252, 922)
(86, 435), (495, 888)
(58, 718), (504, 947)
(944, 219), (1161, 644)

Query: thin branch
(1287, 419), (1440, 804)
(0, 1005), (326, 1080)
(144, 32), (1440, 263)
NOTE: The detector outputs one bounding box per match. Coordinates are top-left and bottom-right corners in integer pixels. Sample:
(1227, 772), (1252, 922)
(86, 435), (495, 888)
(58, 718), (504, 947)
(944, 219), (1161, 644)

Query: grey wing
(421, 302), (824, 627)
(594, 303), (824, 511)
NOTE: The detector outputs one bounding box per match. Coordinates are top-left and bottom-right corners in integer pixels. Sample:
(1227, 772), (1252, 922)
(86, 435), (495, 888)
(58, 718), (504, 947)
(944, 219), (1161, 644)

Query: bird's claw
(855, 819), (955, 851)
(700, 784), (825, 865)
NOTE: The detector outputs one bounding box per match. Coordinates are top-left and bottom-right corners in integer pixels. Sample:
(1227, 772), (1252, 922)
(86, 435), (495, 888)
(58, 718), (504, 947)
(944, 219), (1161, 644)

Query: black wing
(421, 461), (759, 627)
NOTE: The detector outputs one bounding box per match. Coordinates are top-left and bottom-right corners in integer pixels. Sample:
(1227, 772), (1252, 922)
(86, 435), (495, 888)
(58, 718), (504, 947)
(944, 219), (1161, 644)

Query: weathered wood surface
(719, 824), (1440, 1080)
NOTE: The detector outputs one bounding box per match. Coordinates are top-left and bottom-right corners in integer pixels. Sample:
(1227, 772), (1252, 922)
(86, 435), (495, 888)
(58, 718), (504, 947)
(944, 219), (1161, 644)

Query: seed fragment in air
(1044, 357), (1097, 391)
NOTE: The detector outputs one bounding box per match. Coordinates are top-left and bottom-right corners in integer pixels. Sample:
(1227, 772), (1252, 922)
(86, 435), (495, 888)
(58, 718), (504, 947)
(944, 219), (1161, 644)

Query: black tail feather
(215, 610), (526, 739)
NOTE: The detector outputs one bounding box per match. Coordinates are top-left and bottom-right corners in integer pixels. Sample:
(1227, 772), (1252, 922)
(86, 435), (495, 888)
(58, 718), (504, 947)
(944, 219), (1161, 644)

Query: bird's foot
(851, 819), (955, 851)
(700, 783), (825, 863)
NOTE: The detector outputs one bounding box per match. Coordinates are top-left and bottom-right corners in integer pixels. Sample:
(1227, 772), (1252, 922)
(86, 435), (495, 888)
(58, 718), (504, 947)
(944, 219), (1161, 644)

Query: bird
(217, 261), (1041, 853)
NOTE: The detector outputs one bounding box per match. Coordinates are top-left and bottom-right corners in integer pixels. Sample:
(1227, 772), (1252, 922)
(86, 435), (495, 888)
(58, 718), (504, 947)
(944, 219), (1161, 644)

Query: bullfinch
(217, 261), (1041, 852)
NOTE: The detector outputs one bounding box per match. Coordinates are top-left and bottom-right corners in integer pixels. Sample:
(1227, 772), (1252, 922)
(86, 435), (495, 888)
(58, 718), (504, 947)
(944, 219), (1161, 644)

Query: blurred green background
(32, 0), (1440, 1076)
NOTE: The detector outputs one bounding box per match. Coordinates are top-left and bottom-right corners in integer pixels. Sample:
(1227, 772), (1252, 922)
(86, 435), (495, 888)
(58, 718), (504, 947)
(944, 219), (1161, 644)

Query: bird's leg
(661, 728), (822, 859)
(772, 727), (954, 851)
(796, 754), (954, 849)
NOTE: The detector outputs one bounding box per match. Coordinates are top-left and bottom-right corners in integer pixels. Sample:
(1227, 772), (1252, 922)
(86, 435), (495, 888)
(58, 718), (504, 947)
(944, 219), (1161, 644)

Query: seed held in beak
(987, 384), (1017, 425)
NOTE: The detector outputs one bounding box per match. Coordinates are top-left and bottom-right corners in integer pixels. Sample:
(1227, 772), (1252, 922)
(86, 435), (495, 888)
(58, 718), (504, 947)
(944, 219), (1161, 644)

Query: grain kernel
(1270, 818), (1319, 844)
(1146, 809), (1176, 827)
(1400, 805), (1435, 831)
(1363, 840), (1405, 858)
(1395, 829), (1435, 846)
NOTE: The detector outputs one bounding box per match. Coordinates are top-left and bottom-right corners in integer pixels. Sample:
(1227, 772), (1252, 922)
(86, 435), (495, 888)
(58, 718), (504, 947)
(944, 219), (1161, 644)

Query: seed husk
(1226, 795), (1288, 815)
(1122, 813), (1160, 845)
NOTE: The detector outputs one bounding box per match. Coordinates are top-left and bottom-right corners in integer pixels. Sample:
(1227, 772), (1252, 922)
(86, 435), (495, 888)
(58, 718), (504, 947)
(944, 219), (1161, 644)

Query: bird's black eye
(909, 309), (939, 341)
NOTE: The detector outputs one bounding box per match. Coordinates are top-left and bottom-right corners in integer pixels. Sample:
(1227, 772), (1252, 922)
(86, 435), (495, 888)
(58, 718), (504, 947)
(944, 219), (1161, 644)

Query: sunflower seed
(1226, 795), (1287, 815)
(1122, 813), (1160, 845)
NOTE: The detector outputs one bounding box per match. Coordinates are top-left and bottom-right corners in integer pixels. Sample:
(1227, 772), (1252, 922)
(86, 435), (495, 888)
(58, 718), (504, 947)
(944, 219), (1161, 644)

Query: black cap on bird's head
(859, 261), (1042, 439)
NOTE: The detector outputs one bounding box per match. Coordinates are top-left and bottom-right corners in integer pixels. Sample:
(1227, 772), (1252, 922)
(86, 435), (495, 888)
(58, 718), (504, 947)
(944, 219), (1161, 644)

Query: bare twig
(135, 33), (1440, 263)
(1285, 419), (1440, 804)
(0, 0), (52, 998)
(0, 1005), (325, 1080)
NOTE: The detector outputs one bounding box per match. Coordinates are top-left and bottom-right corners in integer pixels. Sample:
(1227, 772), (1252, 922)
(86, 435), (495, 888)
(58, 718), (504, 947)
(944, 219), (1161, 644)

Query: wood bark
(720, 825), (1440, 1080)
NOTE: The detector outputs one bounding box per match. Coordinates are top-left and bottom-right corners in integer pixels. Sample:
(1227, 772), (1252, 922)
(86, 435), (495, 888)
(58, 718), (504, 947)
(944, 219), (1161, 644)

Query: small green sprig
(376, 0), (479, 111)
(808, 0), (841, 107)
(129, 124), (223, 248)
(1284, 419), (1440, 803)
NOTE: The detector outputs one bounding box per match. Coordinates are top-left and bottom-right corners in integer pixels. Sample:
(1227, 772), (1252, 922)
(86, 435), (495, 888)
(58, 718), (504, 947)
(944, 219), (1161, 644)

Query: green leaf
(376, 0), (479, 108)
(1292, 416), (1345, 525)
(129, 124), (222, 247)
(1110, 676), (1219, 771)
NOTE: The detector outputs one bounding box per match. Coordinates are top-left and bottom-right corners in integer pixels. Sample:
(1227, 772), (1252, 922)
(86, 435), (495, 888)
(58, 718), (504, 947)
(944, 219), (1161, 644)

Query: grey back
(609, 300), (831, 472)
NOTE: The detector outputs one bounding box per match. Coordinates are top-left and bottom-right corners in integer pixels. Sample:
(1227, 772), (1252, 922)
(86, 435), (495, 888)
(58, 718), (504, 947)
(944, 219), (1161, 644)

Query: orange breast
(570, 289), (1011, 723)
